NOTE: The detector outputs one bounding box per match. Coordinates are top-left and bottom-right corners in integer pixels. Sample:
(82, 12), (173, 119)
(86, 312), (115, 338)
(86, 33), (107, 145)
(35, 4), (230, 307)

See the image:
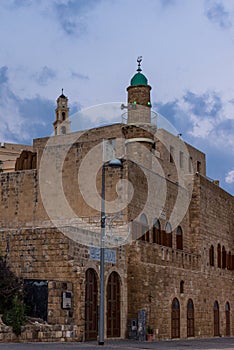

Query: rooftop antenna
(137, 56), (142, 72)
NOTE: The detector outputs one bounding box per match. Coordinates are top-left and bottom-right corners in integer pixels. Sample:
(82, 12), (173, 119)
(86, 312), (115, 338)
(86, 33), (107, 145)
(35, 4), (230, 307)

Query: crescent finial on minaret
(137, 56), (142, 72)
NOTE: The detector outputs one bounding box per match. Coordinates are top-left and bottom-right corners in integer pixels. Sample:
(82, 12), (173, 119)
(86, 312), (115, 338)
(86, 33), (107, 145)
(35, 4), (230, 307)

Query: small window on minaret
(62, 112), (66, 121)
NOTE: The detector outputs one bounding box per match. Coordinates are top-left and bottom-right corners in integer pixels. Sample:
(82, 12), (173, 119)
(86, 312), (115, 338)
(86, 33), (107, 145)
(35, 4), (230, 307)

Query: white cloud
(225, 170), (234, 184)
(0, 0), (234, 194)
(0, 86), (30, 142)
(189, 115), (215, 138)
(0, 0), (232, 106)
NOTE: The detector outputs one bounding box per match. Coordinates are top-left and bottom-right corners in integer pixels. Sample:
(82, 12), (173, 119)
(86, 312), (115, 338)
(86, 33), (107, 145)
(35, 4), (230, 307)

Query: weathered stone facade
(0, 142), (33, 173)
(0, 65), (233, 342)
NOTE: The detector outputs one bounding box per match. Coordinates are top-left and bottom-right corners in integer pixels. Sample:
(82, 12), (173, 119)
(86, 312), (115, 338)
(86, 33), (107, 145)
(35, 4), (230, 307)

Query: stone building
(0, 142), (33, 173)
(0, 60), (233, 342)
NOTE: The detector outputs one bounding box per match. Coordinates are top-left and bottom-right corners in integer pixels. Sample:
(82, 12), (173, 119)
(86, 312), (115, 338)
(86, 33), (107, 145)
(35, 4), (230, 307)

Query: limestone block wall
(127, 159), (195, 254)
(0, 324), (78, 342)
(0, 123), (233, 342)
(0, 170), (50, 229)
(127, 240), (234, 339)
(155, 129), (206, 179)
(33, 124), (125, 169)
(199, 175), (234, 251)
(0, 126), (128, 229)
(0, 226), (128, 341)
(188, 174), (202, 253)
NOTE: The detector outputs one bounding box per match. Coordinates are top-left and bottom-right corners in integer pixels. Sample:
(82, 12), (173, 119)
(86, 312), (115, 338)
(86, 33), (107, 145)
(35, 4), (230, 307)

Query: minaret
(122, 57), (156, 169)
(127, 56), (152, 124)
(53, 89), (70, 136)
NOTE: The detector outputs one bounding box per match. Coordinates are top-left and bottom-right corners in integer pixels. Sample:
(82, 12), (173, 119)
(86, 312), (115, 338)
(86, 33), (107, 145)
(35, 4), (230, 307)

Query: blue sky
(0, 0), (234, 195)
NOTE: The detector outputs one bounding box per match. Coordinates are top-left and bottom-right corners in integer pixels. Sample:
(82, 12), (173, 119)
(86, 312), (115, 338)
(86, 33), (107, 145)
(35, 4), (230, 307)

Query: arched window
(153, 218), (161, 244)
(222, 246), (226, 269)
(176, 226), (183, 250)
(225, 302), (230, 336)
(171, 298), (180, 338)
(209, 245), (214, 266)
(214, 301), (219, 336)
(62, 111), (66, 121)
(139, 214), (149, 242)
(165, 222), (172, 248)
(217, 244), (221, 268)
(187, 299), (194, 337)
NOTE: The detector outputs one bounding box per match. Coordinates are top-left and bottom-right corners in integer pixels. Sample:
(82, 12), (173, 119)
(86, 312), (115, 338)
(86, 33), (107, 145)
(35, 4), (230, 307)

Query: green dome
(130, 72), (148, 86)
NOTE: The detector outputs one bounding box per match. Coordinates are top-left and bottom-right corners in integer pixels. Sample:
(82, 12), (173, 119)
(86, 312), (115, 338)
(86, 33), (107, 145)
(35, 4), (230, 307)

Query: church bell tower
(53, 89), (70, 136)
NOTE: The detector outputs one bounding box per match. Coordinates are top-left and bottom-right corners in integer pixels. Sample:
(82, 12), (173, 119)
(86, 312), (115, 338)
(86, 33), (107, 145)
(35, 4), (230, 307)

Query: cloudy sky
(0, 0), (234, 194)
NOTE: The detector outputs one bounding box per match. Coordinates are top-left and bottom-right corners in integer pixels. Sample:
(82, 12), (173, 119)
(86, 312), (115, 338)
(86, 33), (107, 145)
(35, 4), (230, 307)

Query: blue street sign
(90, 246), (116, 264)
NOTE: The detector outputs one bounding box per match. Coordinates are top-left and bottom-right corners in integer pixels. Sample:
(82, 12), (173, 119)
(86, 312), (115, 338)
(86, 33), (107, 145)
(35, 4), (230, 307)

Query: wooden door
(187, 299), (195, 337)
(226, 302), (230, 336)
(85, 269), (98, 340)
(214, 301), (219, 336)
(171, 298), (180, 338)
(107, 272), (120, 338)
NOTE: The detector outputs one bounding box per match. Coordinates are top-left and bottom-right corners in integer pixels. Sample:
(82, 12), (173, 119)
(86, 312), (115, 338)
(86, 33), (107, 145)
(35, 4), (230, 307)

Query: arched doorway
(214, 301), (220, 336)
(187, 299), (195, 337)
(85, 269), (98, 340)
(226, 302), (230, 336)
(171, 298), (180, 338)
(107, 271), (121, 338)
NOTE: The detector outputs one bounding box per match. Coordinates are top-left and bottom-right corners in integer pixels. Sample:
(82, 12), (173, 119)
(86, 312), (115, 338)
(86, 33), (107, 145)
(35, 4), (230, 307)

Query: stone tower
(122, 58), (156, 168)
(127, 57), (152, 124)
(53, 89), (70, 136)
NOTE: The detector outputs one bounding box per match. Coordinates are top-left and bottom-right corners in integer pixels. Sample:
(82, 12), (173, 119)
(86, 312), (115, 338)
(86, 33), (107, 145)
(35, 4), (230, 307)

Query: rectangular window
(189, 156), (193, 173)
(24, 279), (48, 321)
(170, 146), (174, 163)
(197, 161), (201, 173)
(179, 151), (184, 168)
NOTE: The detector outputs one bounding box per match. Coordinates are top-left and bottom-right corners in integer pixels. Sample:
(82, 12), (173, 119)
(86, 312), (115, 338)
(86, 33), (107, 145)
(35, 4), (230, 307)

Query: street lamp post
(98, 159), (122, 346)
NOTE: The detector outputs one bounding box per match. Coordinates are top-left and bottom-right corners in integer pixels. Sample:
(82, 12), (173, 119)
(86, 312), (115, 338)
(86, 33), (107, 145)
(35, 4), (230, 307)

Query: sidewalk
(78, 338), (234, 349)
(0, 338), (234, 350)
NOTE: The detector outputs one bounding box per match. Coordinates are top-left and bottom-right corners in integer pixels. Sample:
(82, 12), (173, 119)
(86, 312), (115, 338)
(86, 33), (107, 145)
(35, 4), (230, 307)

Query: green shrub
(2, 295), (26, 336)
(0, 255), (22, 314)
(0, 256), (26, 335)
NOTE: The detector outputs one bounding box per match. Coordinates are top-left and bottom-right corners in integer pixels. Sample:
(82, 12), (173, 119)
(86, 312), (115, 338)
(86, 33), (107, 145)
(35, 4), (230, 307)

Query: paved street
(0, 338), (234, 350)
